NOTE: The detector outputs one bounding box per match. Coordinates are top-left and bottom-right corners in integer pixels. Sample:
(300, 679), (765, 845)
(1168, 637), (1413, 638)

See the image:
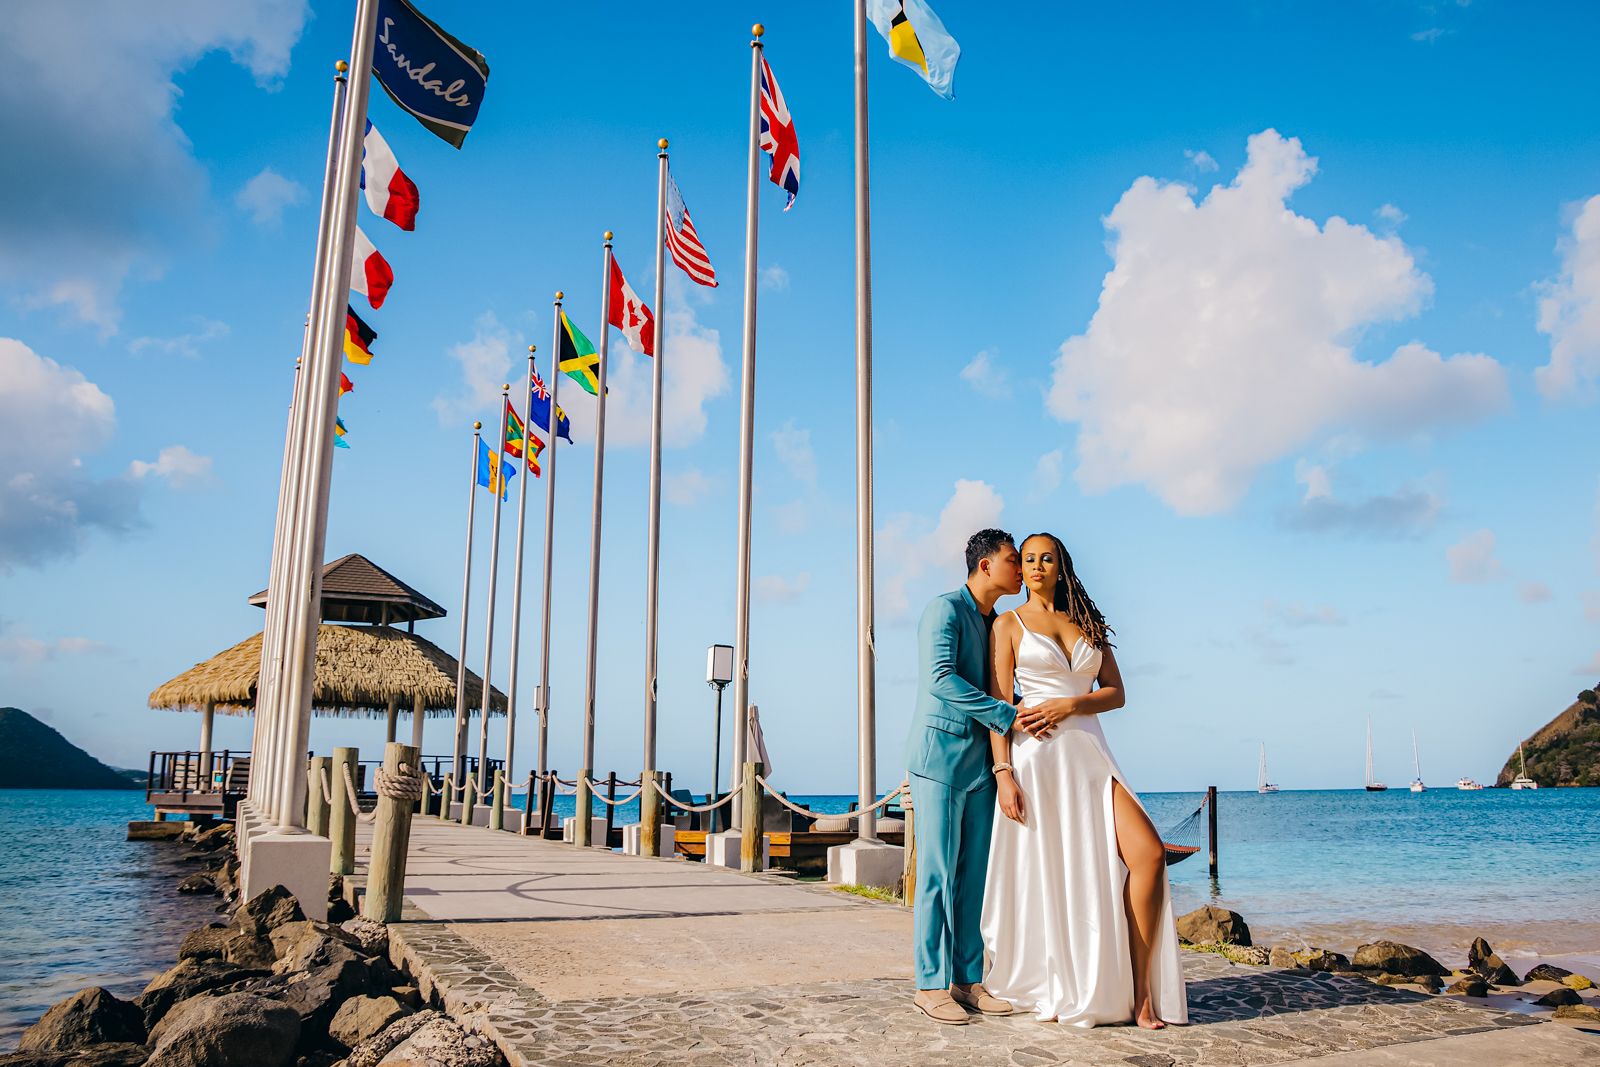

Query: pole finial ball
(501, 383), (510, 392)
(753, 24), (765, 38)
(658, 137), (669, 150)
(473, 421), (482, 430)
(528, 344), (537, 354)
(555, 291), (564, 301)
(604, 230), (614, 241)
(335, 60), (349, 73)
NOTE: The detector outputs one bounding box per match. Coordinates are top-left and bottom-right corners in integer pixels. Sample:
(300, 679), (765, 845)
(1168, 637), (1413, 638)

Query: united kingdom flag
(758, 55), (800, 210)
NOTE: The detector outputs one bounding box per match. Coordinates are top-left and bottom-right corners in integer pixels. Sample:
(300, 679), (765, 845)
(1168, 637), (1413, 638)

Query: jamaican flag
(559, 311), (599, 395)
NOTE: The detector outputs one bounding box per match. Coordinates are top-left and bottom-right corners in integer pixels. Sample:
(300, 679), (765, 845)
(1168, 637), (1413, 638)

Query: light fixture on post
(706, 643), (734, 825)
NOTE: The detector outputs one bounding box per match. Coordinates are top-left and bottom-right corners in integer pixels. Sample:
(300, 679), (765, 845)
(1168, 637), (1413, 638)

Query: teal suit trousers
(910, 771), (996, 988)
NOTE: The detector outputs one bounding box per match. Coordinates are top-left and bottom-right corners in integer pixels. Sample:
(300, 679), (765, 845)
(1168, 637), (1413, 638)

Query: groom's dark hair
(965, 528), (1014, 576)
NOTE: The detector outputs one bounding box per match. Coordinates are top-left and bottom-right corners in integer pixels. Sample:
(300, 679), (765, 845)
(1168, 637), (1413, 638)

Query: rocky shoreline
(2, 824), (508, 1067)
(1175, 904), (1600, 1023)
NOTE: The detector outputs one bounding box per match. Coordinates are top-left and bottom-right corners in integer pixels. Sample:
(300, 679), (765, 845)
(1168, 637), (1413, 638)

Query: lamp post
(706, 643), (733, 829)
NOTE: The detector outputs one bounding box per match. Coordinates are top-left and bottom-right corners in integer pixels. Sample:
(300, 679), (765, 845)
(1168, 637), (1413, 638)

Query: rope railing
(755, 775), (908, 822)
(319, 767), (335, 806)
(341, 763), (377, 823)
(375, 762), (425, 801)
(581, 777), (646, 806)
(648, 777), (738, 813)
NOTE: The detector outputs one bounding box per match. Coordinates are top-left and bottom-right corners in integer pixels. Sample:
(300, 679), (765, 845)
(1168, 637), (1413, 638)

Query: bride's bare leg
(1111, 780), (1168, 1029)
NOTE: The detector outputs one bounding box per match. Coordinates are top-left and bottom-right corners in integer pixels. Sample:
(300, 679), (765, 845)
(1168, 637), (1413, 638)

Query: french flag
(361, 120), (419, 231)
(350, 227), (393, 309)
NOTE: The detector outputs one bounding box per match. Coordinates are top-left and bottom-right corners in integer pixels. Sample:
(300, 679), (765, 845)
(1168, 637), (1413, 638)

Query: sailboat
(1365, 718), (1388, 791)
(1409, 729), (1425, 793)
(1510, 742), (1538, 790)
(1258, 743), (1279, 794)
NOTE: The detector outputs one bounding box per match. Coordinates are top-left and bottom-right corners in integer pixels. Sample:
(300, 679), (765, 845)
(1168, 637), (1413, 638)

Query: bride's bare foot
(1133, 998), (1166, 1030)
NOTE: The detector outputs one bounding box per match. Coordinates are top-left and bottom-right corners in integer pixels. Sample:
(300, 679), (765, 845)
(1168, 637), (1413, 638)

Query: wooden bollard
(306, 756), (332, 838)
(439, 773), (454, 820)
(418, 770), (433, 818)
(902, 788), (916, 907)
(1207, 785), (1219, 879)
(520, 773), (536, 835)
(640, 768), (660, 857)
(539, 770), (558, 840)
(489, 770), (505, 832)
(573, 769), (594, 848)
(740, 761), (764, 873)
(459, 770), (475, 826)
(363, 742), (418, 923)
(602, 771), (618, 846)
(329, 747), (358, 876)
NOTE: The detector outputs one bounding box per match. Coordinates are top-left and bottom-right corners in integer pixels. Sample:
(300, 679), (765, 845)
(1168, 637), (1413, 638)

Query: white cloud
(128, 318), (229, 359)
(127, 445), (212, 488)
(1447, 529), (1504, 584)
(433, 313), (516, 425)
(1029, 449), (1064, 500)
(1286, 463), (1441, 537)
(879, 480), (1005, 621)
(759, 265), (790, 291)
(665, 468), (713, 507)
(0, 620), (110, 664)
(1411, 28), (1447, 44)
(0, 338), (143, 570)
(1246, 627), (1295, 666)
(771, 420), (817, 486)
(959, 350), (1011, 399)
(1517, 581), (1552, 604)
(0, 2), (310, 333)
(1267, 601), (1347, 627)
(1536, 195), (1600, 400)
(1376, 203), (1407, 226)
(755, 572), (810, 603)
(1049, 129), (1507, 515)
(1184, 149), (1218, 172)
(235, 167), (306, 227)
(1295, 460), (1334, 501)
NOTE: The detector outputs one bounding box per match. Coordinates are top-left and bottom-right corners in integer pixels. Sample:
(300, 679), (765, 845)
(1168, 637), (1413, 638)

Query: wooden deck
(674, 829), (905, 877)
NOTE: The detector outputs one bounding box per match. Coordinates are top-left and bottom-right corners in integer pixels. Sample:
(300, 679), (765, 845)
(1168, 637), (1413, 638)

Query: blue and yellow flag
(867, 0), (961, 100)
(476, 437), (516, 499)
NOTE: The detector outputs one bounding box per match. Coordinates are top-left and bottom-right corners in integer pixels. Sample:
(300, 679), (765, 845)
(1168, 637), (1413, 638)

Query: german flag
(344, 305), (377, 365)
(558, 311), (599, 395)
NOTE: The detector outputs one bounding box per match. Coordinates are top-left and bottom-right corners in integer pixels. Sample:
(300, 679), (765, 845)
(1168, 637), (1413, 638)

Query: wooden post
(459, 763), (474, 826)
(539, 769), (557, 840)
(521, 771), (536, 835)
(489, 769), (505, 832)
(439, 772), (454, 820)
(740, 760), (763, 873)
(385, 696), (399, 745)
(641, 767), (660, 857)
(418, 766), (433, 818)
(603, 771), (617, 846)
(902, 787), (916, 907)
(306, 756), (332, 838)
(363, 741), (418, 923)
(329, 747), (358, 875)
(1207, 785), (1219, 879)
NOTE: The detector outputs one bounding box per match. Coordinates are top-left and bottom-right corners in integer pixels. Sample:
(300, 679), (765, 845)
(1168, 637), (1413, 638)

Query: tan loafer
(913, 989), (969, 1025)
(951, 983), (1015, 1016)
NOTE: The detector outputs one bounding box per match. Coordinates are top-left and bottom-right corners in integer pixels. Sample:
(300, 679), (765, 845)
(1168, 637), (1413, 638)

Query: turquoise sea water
(4, 786), (1598, 1047)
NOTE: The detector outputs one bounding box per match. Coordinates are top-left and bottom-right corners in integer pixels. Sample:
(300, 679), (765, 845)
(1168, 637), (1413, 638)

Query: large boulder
(344, 1012), (442, 1067)
(1175, 906), (1252, 947)
(236, 887), (305, 937)
(1556, 1004), (1600, 1022)
(340, 918), (389, 958)
(176, 925), (273, 970)
(373, 1015), (499, 1067)
(275, 954), (374, 1041)
(0, 1044), (150, 1067)
(145, 993), (298, 1067)
(328, 996), (410, 1051)
(268, 922), (361, 968)
(18, 989), (145, 1052)
(176, 874), (216, 896)
(191, 823), (235, 853)
(136, 958), (266, 1029)
(1564, 973), (1595, 991)
(1536, 987), (1583, 1007)
(1352, 940), (1448, 978)
(1445, 975), (1488, 997)
(1525, 963), (1574, 983)
(1466, 937), (1521, 986)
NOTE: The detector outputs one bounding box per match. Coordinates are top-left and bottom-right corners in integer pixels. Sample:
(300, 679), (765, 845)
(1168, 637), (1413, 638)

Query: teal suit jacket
(905, 586), (1019, 792)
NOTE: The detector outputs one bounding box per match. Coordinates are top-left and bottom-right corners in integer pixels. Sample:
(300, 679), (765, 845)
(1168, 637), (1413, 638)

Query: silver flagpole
(731, 25), (765, 830)
(575, 235), (615, 849)
(535, 296), (565, 822)
(475, 384), (512, 802)
(503, 347), (537, 788)
(851, 0), (878, 841)
(452, 424), (482, 793)
(254, 62), (347, 813)
(640, 139), (669, 856)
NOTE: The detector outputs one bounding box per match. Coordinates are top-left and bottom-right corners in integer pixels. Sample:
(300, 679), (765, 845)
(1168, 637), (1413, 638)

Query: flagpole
(576, 235), (616, 849)
(731, 25), (765, 831)
(452, 424), (482, 794)
(475, 384), (512, 804)
(272, 0), (380, 831)
(640, 139), (670, 857)
(535, 296), (565, 825)
(851, 0), (879, 841)
(503, 347), (536, 789)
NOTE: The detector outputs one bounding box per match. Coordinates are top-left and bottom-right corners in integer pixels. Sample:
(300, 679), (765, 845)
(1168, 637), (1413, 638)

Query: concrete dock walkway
(354, 819), (1600, 1066)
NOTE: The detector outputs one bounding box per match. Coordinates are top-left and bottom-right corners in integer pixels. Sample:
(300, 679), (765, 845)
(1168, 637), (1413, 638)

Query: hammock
(1159, 793), (1207, 866)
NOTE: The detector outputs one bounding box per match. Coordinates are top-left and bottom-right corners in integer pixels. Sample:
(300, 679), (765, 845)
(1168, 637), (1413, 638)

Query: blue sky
(2, 1), (1598, 794)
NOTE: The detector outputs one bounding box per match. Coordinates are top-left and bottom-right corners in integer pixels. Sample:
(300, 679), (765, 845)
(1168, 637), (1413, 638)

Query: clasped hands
(1014, 695), (1077, 740)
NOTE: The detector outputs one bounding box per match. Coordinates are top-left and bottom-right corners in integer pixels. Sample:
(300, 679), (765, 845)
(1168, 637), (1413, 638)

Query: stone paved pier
(352, 819), (1600, 1066)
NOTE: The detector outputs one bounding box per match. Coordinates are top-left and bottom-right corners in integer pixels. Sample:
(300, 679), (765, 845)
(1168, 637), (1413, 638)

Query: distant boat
(1258, 743), (1279, 794)
(1510, 742), (1538, 790)
(1456, 776), (1484, 791)
(1365, 718), (1387, 791)
(1410, 729), (1426, 793)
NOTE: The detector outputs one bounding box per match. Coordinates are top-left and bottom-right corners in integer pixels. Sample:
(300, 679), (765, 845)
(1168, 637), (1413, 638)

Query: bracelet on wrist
(992, 762), (1013, 775)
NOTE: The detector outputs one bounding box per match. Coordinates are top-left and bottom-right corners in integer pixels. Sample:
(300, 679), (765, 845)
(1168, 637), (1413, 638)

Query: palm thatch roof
(148, 625), (507, 718)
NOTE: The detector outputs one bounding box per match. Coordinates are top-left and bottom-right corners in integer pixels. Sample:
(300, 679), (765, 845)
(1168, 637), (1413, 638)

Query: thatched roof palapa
(148, 624), (507, 718)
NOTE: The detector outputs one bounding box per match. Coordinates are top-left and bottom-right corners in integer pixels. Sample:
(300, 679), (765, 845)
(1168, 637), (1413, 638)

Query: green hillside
(1496, 689), (1600, 787)
(0, 706), (139, 789)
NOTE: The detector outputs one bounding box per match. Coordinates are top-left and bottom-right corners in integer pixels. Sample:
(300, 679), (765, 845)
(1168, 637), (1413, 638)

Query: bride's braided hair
(1025, 532), (1114, 650)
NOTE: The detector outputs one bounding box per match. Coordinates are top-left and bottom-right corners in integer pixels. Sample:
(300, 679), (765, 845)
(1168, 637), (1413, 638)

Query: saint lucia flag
(867, 0), (961, 100)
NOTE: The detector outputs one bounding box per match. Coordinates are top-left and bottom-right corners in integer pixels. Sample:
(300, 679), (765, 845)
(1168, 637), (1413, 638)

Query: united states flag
(759, 55), (800, 210)
(665, 169), (717, 287)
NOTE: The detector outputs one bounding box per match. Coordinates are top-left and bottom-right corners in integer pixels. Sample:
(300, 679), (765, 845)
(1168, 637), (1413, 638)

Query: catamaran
(1409, 729), (1425, 793)
(1365, 718), (1387, 791)
(1510, 742), (1538, 790)
(1258, 743), (1279, 794)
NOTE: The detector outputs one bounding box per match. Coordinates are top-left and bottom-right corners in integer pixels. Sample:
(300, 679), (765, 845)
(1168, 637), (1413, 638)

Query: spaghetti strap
(1010, 609), (1032, 635)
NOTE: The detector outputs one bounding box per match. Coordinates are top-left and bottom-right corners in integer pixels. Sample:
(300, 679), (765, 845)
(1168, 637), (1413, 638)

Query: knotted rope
(648, 777), (737, 813)
(581, 777), (646, 806)
(755, 776), (908, 822)
(373, 762), (425, 802)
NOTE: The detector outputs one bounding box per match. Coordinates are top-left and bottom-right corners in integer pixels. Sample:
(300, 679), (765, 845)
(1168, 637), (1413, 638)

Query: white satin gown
(981, 612), (1188, 1026)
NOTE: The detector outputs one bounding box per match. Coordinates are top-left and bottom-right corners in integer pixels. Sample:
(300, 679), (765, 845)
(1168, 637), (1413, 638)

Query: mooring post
(521, 772), (536, 835)
(1207, 784), (1219, 879)
(363, 741), (418, 923)
(640, 767), (660, 857)
(439, 773), (453, 821)
(540, 769), (558, 840)
(489, 769), (505, 832)
(603, 771), (618, 846)
(459, 763), (474, 826)
(740, 760), (764, 873)
(329, 747), (358, 876)
(306, 755), (332, 838)
(901, 787), (916, 906)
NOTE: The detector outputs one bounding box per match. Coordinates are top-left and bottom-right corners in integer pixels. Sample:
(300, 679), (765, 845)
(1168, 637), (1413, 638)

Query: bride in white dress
(980, 533), (1187, 1028)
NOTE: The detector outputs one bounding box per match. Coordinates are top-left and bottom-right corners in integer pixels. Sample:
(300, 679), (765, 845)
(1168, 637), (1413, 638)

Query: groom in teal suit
(906, 528), (1026, 1024)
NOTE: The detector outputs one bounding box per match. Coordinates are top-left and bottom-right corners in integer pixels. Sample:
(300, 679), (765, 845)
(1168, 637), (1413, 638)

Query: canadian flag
(361, 120), (419, 230)
(606, 255), (655, 356)
(350, 227), (393, 309)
